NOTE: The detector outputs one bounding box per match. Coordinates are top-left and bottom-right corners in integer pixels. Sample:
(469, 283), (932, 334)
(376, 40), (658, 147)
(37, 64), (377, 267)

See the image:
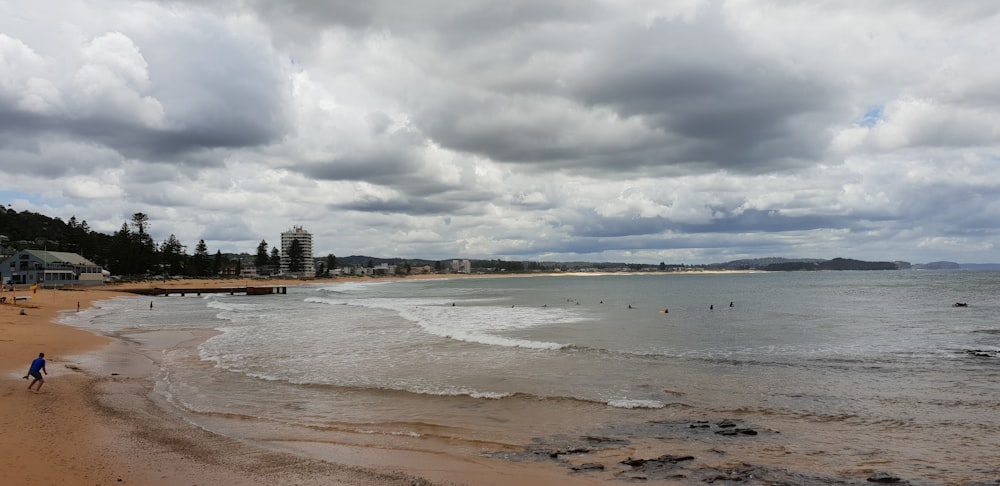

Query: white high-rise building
(280, 226), (315, 277)
(450, 259), (471, 274)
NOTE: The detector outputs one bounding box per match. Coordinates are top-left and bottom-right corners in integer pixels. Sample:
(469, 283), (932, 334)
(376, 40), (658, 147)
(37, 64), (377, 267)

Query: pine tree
(192, 239), (210, 276)
(255, 240), (269, 267)
(288, 240), (304, 273)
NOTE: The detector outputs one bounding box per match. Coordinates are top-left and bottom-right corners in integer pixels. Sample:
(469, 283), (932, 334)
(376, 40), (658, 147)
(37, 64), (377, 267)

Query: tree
(269, 247), (280, 267)
(288, 239), (304, 273)
(213, 250), (225, 275)
(255, 240), (269, 267)
(160, 234), (186, 275)
(326, 254), (337, 275)
(192, 239), (210, 276)
(130, 212), (149, 235)
(111, 222), (132, 275)
(129, 212), (157, 275)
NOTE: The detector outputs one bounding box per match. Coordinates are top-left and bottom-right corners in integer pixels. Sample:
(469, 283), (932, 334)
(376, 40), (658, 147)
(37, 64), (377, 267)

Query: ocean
(62, 271), (1000, 484)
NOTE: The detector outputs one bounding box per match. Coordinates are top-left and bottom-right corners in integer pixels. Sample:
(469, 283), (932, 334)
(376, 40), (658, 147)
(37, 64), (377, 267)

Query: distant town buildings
(280, 226), (315, 277)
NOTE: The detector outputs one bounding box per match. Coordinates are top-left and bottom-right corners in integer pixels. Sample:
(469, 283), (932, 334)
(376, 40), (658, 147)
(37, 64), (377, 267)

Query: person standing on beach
(24, 352), (47, 392)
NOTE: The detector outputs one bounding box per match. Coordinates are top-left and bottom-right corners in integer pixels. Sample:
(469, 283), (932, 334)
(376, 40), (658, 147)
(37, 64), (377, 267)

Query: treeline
(1, 207), (115, 269)
(0, 208), (311, 278)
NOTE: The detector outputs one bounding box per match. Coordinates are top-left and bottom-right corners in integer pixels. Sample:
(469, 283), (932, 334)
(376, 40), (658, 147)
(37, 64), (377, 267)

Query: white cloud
(70, 32), (167, 128)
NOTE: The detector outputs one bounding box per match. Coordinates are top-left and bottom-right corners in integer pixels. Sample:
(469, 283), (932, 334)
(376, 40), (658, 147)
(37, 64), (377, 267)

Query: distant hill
(714, 257), (824, 270)
(816, 258), (899, 271)
(718, 257), (901, 271)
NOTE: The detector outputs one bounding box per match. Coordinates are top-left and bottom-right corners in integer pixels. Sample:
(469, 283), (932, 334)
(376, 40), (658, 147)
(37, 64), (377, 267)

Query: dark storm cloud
(299, 150), (424, 185)
(415, 102), (591, 165)
(394, 5), (840, 176)
(1, 103), (279, 169)
(566, 15), (838, 172)
(138, 24), (292, 151)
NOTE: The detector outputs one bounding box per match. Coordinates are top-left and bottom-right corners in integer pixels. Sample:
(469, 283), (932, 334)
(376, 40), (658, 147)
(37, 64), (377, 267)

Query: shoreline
(1, 276), (625, 485)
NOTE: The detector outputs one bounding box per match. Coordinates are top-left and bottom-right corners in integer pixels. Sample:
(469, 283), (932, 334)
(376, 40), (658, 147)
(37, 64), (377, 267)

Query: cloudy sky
(2, 1), (999, 264)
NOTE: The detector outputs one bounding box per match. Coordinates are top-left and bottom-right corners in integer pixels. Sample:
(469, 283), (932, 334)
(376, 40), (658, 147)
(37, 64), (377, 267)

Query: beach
(5, 272), (998, 486)
(0, 278), (611, 485)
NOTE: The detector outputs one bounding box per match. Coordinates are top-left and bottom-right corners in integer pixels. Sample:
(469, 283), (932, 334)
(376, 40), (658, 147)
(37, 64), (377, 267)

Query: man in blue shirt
(24, 352), (47, 392)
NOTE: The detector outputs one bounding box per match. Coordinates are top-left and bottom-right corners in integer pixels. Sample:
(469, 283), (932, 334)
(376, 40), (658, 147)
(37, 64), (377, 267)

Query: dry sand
(1, 278), (613, 485)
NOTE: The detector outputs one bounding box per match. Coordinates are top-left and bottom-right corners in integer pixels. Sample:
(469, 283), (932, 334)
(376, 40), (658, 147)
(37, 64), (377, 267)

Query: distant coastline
(109, 268), (765, 288)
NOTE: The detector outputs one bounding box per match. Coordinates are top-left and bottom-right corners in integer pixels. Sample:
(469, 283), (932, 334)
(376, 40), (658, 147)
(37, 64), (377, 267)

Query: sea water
(62, 271), (1000, 483)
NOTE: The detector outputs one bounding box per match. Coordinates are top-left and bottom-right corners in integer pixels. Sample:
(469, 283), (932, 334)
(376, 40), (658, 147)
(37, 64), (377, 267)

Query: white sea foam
(606, 399), (666, 409)
(394, 303), (578, 349)
(408, 385), (514, 399)
(304, 288), (586, 349)
(355, 428), (422, 438)
(315, 280), (392, 293)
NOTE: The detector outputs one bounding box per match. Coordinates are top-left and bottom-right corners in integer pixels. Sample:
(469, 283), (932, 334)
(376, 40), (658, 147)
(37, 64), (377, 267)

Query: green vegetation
(0, 208), (243, 279)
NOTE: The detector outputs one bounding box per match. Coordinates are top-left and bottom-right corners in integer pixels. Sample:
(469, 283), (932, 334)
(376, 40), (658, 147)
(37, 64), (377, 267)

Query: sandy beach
(1, 277), (614, 485)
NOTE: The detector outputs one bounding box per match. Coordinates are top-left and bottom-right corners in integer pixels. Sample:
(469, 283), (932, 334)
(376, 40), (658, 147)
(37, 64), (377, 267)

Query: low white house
(1, 249), (105, 286)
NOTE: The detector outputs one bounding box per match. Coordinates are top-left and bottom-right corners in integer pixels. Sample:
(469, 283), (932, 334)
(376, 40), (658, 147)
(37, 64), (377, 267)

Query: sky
(2, 1), (999, 264)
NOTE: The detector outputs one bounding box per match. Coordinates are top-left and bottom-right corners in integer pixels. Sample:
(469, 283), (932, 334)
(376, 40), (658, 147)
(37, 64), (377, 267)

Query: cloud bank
(2, 1), (999, 263)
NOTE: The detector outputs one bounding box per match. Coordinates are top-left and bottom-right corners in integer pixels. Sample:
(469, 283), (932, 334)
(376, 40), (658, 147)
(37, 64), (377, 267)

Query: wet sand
(0, 279), (611, 485)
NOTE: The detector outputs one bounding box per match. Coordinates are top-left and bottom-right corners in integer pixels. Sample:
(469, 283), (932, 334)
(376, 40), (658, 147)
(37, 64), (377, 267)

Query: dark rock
(571, 462), (604, 472)
(622, 454), (695, 468)
(621, 457), (645, 467)
(867, 472), (904, 483)
(547, 447), (590, 458)
(715, 428), (757, 436)
(582, 435), (628, 445)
